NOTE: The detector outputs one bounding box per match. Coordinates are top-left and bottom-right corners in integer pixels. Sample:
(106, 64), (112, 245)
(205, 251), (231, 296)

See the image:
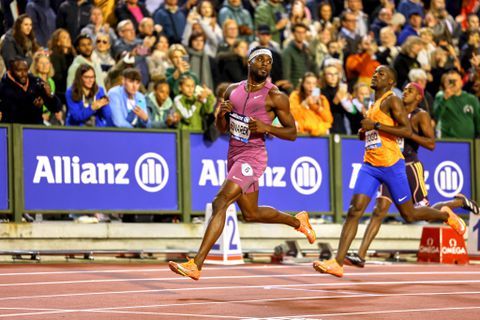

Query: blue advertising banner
(341, 138), (472, 213)
(23, 129), (178, 211)
(0, 128), (8, 210)
(190, 134), (331, 212)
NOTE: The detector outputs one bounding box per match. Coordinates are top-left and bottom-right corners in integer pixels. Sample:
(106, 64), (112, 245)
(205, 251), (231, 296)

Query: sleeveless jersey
(403, 108), (422, 162)
(364, 90), (404, 167)
(228, 80), (274, 148)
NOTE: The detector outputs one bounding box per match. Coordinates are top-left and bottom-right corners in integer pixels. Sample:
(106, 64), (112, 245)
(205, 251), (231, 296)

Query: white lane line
(1, 271), (480, 287)
(264, 286), (373, 296)
(1, 290), (479, 318)
(285, 305), (480, 319)
(1, 280), (480, 302)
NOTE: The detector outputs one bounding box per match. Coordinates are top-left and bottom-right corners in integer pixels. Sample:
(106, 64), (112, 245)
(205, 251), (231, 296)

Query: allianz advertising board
(0, 128), (8, 210)
(189, 134), (331, 212)
(22, 129), (178, 211)
(341, 138), (472, 213)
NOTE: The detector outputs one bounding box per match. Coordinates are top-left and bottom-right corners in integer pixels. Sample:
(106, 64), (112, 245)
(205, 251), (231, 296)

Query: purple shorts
(227, 145), (268, 194)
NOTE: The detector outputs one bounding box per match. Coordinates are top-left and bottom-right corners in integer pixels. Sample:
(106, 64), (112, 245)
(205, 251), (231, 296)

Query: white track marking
(1, 271), (480, 287)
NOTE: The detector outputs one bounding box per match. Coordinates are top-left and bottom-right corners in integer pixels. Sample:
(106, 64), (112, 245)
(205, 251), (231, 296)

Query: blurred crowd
(0, 0), (479, 140)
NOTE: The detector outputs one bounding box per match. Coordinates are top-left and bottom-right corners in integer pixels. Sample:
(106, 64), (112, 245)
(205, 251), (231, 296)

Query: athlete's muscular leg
(431, 198), (463, 210)
(358, 197), (391, 259)
(336, 194), (371, 265)
(237, 191), (299, 228)
(396, 200), (448, 223)
(194, 180), (242, 270)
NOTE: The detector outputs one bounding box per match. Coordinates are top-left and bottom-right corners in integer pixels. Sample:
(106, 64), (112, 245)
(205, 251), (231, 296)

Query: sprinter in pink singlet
(169, 47), (316, 280)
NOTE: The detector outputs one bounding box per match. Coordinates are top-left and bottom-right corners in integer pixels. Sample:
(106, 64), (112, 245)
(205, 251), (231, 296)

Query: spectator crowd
(0, 0), (479, 140)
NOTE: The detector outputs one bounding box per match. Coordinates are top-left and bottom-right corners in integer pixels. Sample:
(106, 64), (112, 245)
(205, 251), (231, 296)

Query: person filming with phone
(433, 69), (480, 139)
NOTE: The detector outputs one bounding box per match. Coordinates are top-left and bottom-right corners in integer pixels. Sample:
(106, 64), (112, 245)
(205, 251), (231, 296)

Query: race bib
(397, 137), (404, 152)
(365, 130), (382, 150)
(229, 112), (250, 143)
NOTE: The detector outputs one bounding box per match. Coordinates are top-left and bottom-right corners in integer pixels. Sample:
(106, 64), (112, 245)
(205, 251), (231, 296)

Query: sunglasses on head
(96, 39), (108, 44)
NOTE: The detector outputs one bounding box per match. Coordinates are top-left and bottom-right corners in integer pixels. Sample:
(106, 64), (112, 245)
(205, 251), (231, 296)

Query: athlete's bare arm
(215, 84), (240, 133)
(249, 87), (297, 141)
(410, 110), (436, 151)
(361, 95), (412, 138)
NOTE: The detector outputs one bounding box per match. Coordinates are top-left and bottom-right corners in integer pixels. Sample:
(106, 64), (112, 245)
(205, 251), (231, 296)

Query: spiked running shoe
(344, 252), (365, 268)
(168, 258), (201, 280)
(442, 206), (467, 236)
(455, 193), (480, 215)
(313, 259), (344, 277)
(295, 211), (316, 244)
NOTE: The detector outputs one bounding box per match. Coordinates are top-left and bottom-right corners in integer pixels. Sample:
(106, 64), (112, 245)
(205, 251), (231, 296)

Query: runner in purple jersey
(169, 47), (316, 280)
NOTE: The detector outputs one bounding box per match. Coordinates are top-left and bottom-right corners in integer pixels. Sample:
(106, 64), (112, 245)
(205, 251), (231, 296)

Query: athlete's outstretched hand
(249, 116), (269, 134)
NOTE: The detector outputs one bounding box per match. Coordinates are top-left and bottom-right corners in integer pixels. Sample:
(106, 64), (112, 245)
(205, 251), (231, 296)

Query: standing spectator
(147, 34), (173, 84)
(146, 79), (179, 128)
(1, 0), (27, 31)
(166, 44), (200, 97)
(1, 14), (41, 67)
(370, 7), (393, 44)
(216, 39), (248, 83)
(66, 64), (112, 127)
(56, 0), (93, 40)
(460, 30), (480, 72)
(397, 10), (423, 45)
(345, 35), (380, 87)
(81, 6), (118, 43)
(417, 27), (436, 72)
(320, 64), (349, 134)
(376, 26), (400, 66)
(186, 31), (217, 91)
(397, 0), (424, 20)
(115, 0), (151, 31)
(173, 74), (215, 130)
(48, 28), (75, 104)
(29, 51), (63, 126)
(310, 27), (333, 74)
(429, 0), (461, 42)
(91, 33), (115, 81)
(282, 23), (314, 91)
(338, 11), (361, 61)
(218, 0), (254, 42)
(283, 0), (315, 46)
(255, 0), (288, 45)
(312, 1), (335, 34)
(427, 46), (458, 96)
(289, 72), (333, 136)
(67, 34), (105, 88)
(153, 0), (187, 45)
(392, 35), (423, 89)
(434, 69), (480, 139)
(217, 18), (239, 54)
(0, 57), (62, 124)
(107, 68), (151, 128)
(459, 13), (480, 48)
(346, 0), (368, 37)
(408, 68), (434, 121)
(25, 0), (57, 48)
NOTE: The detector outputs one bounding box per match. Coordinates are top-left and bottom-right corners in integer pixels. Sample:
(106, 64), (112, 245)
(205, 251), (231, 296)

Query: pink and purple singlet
(226, 80), (274, 193)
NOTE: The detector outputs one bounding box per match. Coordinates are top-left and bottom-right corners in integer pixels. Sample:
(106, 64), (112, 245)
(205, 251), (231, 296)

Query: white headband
(248, 49), (272, 63)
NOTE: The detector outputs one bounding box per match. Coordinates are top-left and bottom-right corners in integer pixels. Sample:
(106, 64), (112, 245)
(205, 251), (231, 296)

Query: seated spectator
(1, 14), (41, 67)
(153, 0), (187, 45)
(165, 44), (200, 97)
(459, 13), (480, 48)
(56, 0), (93, 40)
(216, 39), (248, 84)
(108, 68), (151, 128)
(67, 33), (105, 88)
(186, 31), (217, 91)
(397, 0), (424, 21)
(217, 18), (239, 54)
(48, 28), (75, 104)
(254, 0), (288, 45)
(312, 1), (335, 34)
(81, 6), (118, 44)
(66, 64), (112, 127)
(173, 75), (215, 130)
(429, 0), (461, 41)
(460, 30), (480, 71)
(91, 33), (115, 81)
(397, 10), (423, 45)
(283, 0), (315, 46)
(146, 79), (179, 128)
(346, 0), (368, 37)
(25, 0), (57, 48)
(29, 51), (63, 126)
(408, 68), (434, 121)
(218, 0), (254, 42)
(138, 17), (160, 48)
(0, 57), (62, 124)
(338, 11), (362, 61)
(311, 28), (333, 73)
(104, 52), (136, 91)
(146, 34), (173, 84)
(289, 72), (333, 136)
(427, 46), (460, 96)
(392, 36), (423, 89)
(417, 27), (436, 72)
(345, 35), (380, 87)
(115, 0), (151, 31)
(320, 64), (349, 134)
(370, 7), (393, 44)
(434, 69), (480, 139)
(340, 82), (370, 134)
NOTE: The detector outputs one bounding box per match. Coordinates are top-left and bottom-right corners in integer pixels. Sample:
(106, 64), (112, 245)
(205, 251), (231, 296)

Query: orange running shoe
(168, 258), (201, 280)
(442, 206), (467, 236)
(313, 259), (344, 277)
(295, 211), (316, 244)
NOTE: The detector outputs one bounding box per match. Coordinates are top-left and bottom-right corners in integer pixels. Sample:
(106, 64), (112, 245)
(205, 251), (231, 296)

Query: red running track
(0, 262), (479, 319)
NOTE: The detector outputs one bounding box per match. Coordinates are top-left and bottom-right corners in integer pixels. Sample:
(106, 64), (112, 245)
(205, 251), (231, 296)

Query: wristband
(374, 122), (381, 130)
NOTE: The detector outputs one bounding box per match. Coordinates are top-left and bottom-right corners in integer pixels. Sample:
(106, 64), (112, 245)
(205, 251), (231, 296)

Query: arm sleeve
(108, 90), (133, 128)
(65, 89), (95, 123)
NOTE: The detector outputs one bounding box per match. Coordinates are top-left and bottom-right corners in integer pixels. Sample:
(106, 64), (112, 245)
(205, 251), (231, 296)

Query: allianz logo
(32, 152), (169, 192)
(198, 156), (322, 195)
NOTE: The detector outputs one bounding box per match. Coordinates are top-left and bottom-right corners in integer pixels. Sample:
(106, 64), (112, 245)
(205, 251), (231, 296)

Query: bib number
(365, 130), (382, 150)
(229, 112), (250, 143)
